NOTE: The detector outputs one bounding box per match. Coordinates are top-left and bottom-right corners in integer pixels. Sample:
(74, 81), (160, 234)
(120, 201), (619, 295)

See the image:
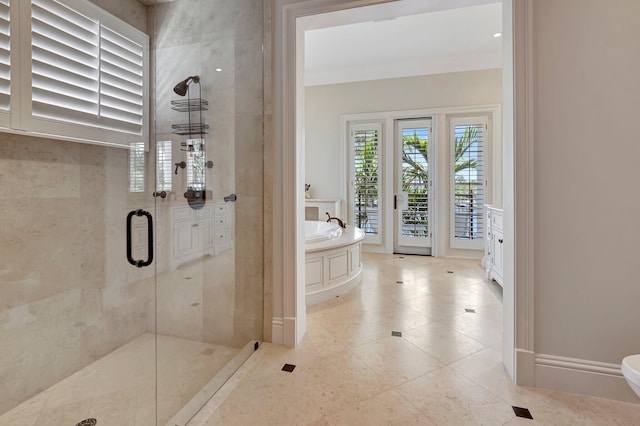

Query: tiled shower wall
(0, 0), (266, 415)
(151, 0), (264, 347)
(0, 1), (149, 415)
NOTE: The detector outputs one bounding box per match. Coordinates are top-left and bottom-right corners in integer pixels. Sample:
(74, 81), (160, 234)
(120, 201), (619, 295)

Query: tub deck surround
(305, 221), (365, 305)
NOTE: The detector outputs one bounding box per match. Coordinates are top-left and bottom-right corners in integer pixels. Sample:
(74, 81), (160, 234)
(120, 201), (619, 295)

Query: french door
(394, 118), (433, 255)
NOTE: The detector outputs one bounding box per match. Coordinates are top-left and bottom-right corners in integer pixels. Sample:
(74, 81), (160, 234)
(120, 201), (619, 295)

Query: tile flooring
(0, 334), (239, 426)
(197, 253), (640, 425)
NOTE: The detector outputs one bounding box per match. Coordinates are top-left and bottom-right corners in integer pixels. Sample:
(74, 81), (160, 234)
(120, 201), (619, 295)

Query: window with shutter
(156, 140), (172, 192)
(450, 116), (487, 250)
(129, 141), (145, 193)
(350, 122), (382, 244)
(0, 0), (148, 147)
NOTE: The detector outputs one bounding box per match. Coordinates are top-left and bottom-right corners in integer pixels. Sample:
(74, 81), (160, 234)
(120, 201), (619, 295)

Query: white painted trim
(515, 348), (535, 385)
(274, 0), (397, 347)
(534, 354), (638, 403)
(508, 0), (534, 384)
(271, 317), (284, 345)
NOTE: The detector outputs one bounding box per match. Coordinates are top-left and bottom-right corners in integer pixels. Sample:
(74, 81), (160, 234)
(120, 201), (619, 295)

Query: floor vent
(282, 363), (296, 372)
(76, 419), (97, 426)
(512, 406), (533, 419)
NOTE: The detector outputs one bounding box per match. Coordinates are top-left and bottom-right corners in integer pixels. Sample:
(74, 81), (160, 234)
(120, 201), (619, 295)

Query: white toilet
(622, 355), (640, 398)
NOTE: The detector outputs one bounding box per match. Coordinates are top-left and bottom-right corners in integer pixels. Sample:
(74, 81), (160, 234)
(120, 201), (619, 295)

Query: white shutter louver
(99, 25), (144, 134)
(352, 126), (380, 237)
(29, 0), (147, 141)
(0, 0), (10, 112)
(31, 0), (100, 122)
(452, 119), (485, 248)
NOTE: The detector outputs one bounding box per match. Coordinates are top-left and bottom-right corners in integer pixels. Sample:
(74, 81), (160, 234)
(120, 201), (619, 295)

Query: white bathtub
(305, 221), (364, 305)
(305, 220), (342, 243)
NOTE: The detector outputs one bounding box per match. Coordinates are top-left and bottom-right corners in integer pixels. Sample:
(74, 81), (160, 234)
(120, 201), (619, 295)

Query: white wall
(305, 69), (502, 256)
(530, 0), (640, 400)
(305, 69), (503, 199)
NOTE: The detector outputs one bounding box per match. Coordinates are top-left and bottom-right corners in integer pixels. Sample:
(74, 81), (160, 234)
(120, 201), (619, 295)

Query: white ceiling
(303, 0), (503, 87)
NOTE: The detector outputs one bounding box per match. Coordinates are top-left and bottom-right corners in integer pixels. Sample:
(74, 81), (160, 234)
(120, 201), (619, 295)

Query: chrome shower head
(173, 75), (200, 96)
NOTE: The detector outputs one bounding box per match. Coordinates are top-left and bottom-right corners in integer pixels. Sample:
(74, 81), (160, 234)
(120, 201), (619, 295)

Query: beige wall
(305, 69), (503, 200)
(305, 70), (502, 256)
(533, 0), (640, 365)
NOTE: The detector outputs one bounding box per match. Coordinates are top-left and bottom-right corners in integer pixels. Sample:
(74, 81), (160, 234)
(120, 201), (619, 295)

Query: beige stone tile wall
(150, 0), (265, 347)
(0, 134), (154, 415)
(0, 0), (267, 415)
(0, 0), (150, 416)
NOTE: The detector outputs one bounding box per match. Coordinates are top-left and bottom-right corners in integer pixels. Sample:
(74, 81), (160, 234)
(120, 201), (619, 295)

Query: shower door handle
(126, 209), (154, 268)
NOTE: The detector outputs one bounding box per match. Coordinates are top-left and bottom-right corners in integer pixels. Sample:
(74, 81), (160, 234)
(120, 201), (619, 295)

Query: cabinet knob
(498, 239), (503, 244)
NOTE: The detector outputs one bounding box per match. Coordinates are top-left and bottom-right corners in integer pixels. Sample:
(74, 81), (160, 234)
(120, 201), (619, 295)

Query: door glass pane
(453, 123), (484, 241)
(401, 126), (430, 238)
(153, 0), (264, 424)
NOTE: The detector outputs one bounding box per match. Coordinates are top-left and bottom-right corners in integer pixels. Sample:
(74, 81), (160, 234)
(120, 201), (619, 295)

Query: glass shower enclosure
(0, 0), (264, 425)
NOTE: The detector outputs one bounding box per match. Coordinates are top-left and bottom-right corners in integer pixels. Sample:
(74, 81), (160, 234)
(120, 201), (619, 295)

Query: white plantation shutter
(22, 0), (148, 147)
(156, 140), (172, 191)
(0, 0), (9, 114)
(31, 0), (100, 122)
(350, 122), (382, 244)
(450, 116), (487, 250)
(99, 25), (144, 133)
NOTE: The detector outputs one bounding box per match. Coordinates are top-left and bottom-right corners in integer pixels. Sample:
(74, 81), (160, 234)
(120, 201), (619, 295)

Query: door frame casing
(272, 0), (530, 389)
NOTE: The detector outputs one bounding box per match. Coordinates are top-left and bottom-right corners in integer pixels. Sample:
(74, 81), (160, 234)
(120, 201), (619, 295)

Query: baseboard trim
(515, 348), (535, 386)
(271, 317), (284, 345)
(535, 353), (638, 403)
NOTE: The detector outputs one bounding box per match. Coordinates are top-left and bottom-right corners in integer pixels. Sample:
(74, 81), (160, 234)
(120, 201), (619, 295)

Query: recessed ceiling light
(493, 32), (502, 38)
(215, 68), (222, 72)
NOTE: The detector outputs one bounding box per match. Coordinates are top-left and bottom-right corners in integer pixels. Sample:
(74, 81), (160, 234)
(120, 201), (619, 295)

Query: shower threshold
(0, 334), (240, 426)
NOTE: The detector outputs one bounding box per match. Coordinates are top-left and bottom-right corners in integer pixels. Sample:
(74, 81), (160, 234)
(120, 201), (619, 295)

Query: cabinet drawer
(215, 228), (231, 243)
(215, 203), (229, 214)
(215, 214), (230, 228)
(491, 212), (503, 230)
(173, 207), (193, 221)
(193, 206), (213, 217)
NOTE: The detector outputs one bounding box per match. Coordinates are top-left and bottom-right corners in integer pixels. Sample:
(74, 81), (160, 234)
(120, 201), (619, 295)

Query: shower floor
(0, 333), (239, 426)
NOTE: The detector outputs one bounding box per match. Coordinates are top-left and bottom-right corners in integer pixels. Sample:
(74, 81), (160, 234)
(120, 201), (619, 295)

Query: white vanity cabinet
(170, 202), (234, 270)
(485, 206), (504, 286)
(213, 201), (233, 254)
(170, 205), (215, 270)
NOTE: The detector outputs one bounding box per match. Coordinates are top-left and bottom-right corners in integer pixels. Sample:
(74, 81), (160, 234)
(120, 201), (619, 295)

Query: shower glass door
(151, 1), (264, 424)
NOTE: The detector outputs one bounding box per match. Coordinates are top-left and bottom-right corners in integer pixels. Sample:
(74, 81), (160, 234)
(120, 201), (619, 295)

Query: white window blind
(351, 123), (381, 241)
(450, 116), (487, 250)
(156, 140), (172, 191)
(0, 0), (9, 113)
(30, 0), (145, 138)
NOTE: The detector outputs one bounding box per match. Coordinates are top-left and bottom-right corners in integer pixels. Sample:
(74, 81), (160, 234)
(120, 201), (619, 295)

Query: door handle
(126, 209), (154, 268)
(394, 195), (397, 210)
